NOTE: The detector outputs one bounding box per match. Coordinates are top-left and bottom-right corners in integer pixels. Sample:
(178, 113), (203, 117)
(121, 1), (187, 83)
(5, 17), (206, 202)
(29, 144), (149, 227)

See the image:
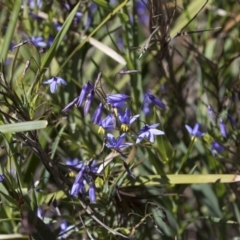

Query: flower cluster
(66, 82), (166, 153)
(184, 104), (238, 156)
(56, 77), (167, 200)
(67, 159), (99, 203)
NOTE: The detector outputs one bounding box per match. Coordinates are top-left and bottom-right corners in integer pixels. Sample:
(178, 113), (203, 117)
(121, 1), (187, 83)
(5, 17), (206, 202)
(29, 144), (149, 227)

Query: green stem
(176, 137), (196, 174)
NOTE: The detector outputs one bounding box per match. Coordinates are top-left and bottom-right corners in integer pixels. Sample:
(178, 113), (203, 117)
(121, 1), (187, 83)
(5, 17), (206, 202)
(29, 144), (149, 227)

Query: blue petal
(219, 119), (227, 138)
(50, 82), (58, 93)
(149, 128), (164, 135)
(116, 133), (126, 148)
(192, 123), (200, 136)
(149, 123), (160, 129)
(42, 78), (54, 84)
(92, 103), (103, 124)
(185, 125), (193, 135)
(77, 82), (93, 107)
(148, 132), (154, 143)
(130, 114), (140, 124)
(107, 94), (129, 103)
(89, 183), (96, 203)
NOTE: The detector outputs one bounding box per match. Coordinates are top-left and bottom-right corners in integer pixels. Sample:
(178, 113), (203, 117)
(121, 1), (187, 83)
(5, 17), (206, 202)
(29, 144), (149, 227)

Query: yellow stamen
(121, 124), (129, 132)
(69, 171), (76, 178)
(98, 126), (105, 134)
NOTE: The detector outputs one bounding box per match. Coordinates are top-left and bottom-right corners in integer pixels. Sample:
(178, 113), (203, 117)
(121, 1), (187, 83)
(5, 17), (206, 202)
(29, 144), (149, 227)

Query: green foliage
(0, 0), (240, 239)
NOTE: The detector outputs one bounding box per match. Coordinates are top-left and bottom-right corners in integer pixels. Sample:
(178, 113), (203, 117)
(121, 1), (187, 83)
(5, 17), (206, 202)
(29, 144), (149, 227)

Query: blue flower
(84, 90), (95, 115)
(136, 0), (149, 25)
(98, 114), (116, 134)
(59, 219), (74, 237)
(60, 220), (67, 234)
(144, 93), (165, 109)
(227, 114), (237, 127)
(185, 123), (205, 137)
(92, 103), (103, 124)
(211, 141), (224, 156)
(62, 97), (78, 113)
(30, 36), (47, 48)
(207, 105), (216, 122)
(70, 164), (86, 196)
(106, 133), (133, 151)
(24, 0), (42, 9)
(77, 82), (94, 107)
(0, 174), (5, 183)
(142, 94), (152, 115)
(118, 108), (139, 132)
(37, 207), (43, 219)
(106, 94), (130, 108)
(70, 160), (99, 203)
(43, 77), (67, 93)
(219, 119), (227, 138)
(89, 183), (96, 203)
(136, 123), (164, 143)
(84, 2), (98, 29)
(66, 158), (79, 166)
(65, 3), (83, 26)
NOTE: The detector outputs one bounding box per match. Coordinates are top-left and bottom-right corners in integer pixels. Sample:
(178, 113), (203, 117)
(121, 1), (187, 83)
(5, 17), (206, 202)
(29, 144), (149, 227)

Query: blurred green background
(0, 0), (240, 239)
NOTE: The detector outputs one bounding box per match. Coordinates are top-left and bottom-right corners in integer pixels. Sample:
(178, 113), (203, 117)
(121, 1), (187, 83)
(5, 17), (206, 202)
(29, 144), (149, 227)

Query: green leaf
(93, 0), (112, 9)
(0, 0), (22, 62)
(50, 124), (66, 159)
(0, 121), (48, 133)
(156, 135), (174, 163)
(0, 233), (28, 239)
(0, 191), (17, 206)
(123, 174), (240, 186)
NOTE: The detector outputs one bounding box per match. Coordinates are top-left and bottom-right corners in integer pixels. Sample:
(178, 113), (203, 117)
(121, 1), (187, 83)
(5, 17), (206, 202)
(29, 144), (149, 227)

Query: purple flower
(144, 93), (165, 109)
(136, 0), (149, 25)
(43, 77), (67, 93)
(211, 141), (224, 156)
(70, 160), (99, 201)
(92, 103), (103, 124)
(30, 36), (47, 48)
(227, 114), (237, 127)
(106, 133), (133, 151)
(84, 2), (97, 29)
(219, 119), (227, 138)
(143, 94), (152, 115)
(59, 219), (74, 237)
(136, 123), (164, 143)
(185, 123), (205, 137)
(37, 207), (43, 219)
(66, 158), (79, 166)
(84, 90), (95, 115)
(118, 108), (139, 132)
(62, 97), (78, 113)
(74, 12), (83, 26)
(106, 94), (130, 108)
(24, 0), (42, 9)
(70, 164), (86, 196)
(64, 3), (83, 26)
(0, 174), (5, 183)
(98, 114), (116, 134)
(207, 105), (216, 122)
(60, 220), (67, 233)
(89, 183), (96, 203)
(77, 82), (94, 107)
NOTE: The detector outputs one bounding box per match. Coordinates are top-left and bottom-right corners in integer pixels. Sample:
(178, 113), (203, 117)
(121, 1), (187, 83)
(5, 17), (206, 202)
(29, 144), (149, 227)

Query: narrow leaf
(0, 121), (48, 133)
